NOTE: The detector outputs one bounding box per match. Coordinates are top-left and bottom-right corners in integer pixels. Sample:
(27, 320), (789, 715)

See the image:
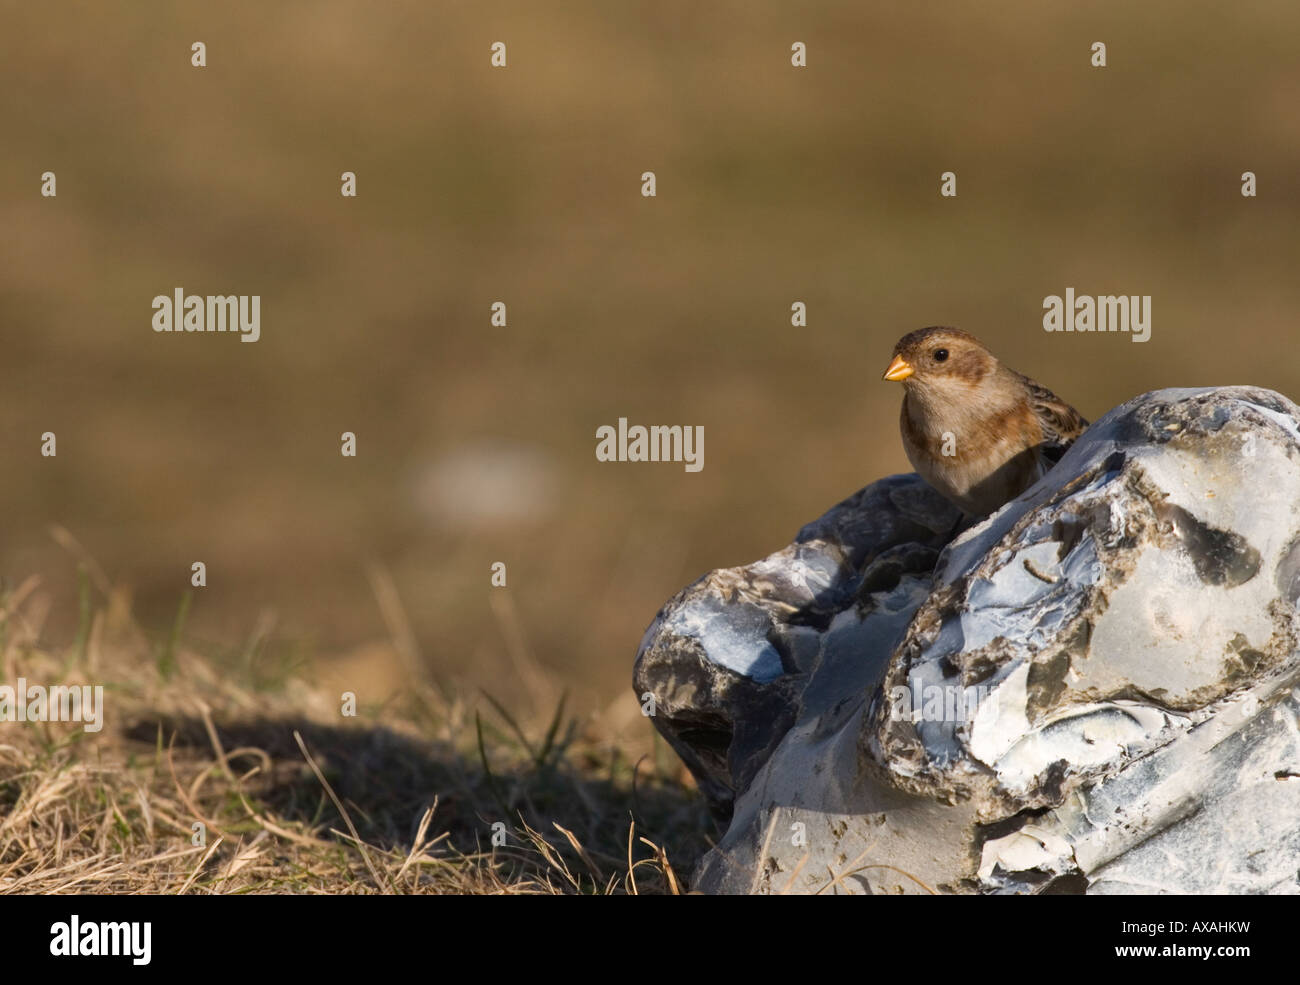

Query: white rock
(636, 387), (1300, 893)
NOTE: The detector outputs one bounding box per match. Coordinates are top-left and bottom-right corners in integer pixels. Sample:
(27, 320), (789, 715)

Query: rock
(633, 474), (959, 819)
(633, 387), (1300, 894)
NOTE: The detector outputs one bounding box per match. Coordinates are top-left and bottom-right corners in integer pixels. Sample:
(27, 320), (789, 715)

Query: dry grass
(0, 571), (709, 894)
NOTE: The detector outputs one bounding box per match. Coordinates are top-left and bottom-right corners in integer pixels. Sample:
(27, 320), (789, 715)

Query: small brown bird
(882, 327), (1087, 517)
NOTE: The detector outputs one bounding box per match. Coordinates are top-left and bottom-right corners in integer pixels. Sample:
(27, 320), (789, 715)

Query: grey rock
(634, 386), (1300, 893)
(633, 474), (959, 819)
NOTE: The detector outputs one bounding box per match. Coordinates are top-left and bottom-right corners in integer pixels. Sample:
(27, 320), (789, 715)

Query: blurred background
(2, 1), (1298, 725)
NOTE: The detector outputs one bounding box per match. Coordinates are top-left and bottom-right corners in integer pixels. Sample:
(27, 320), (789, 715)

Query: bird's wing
(1016, 372), (1089, 457)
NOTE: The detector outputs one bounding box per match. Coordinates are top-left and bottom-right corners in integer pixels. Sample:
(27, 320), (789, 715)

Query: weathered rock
(633, 474), (959, 819)
(634, 387), (1300, 893)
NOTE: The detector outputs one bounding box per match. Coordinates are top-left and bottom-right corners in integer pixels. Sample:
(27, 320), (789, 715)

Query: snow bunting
(882, 327), (1088, 517)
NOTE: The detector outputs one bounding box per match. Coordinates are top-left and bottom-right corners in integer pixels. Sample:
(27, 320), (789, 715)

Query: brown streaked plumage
(882, 327), (1088, 517)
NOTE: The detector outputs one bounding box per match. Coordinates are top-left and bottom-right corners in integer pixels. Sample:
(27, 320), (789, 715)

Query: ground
(0, 572), (708, 895)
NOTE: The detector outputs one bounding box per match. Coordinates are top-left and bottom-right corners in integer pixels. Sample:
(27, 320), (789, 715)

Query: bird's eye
(933, 349), (949, 362)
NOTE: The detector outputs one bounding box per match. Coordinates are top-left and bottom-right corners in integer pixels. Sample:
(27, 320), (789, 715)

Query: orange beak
(882, 355), (914, 382)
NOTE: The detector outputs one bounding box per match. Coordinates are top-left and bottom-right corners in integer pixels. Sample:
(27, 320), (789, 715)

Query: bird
(882, 327), (1088, 518)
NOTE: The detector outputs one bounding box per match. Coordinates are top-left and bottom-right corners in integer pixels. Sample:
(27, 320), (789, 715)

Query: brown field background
(2, 1), (1298, 723)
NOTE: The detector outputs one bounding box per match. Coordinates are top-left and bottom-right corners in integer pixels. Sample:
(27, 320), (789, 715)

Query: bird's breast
(900, 395), (1046, 515)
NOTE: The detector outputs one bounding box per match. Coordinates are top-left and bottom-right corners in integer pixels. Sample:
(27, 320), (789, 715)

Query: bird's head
(882, 327), (997, 390)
